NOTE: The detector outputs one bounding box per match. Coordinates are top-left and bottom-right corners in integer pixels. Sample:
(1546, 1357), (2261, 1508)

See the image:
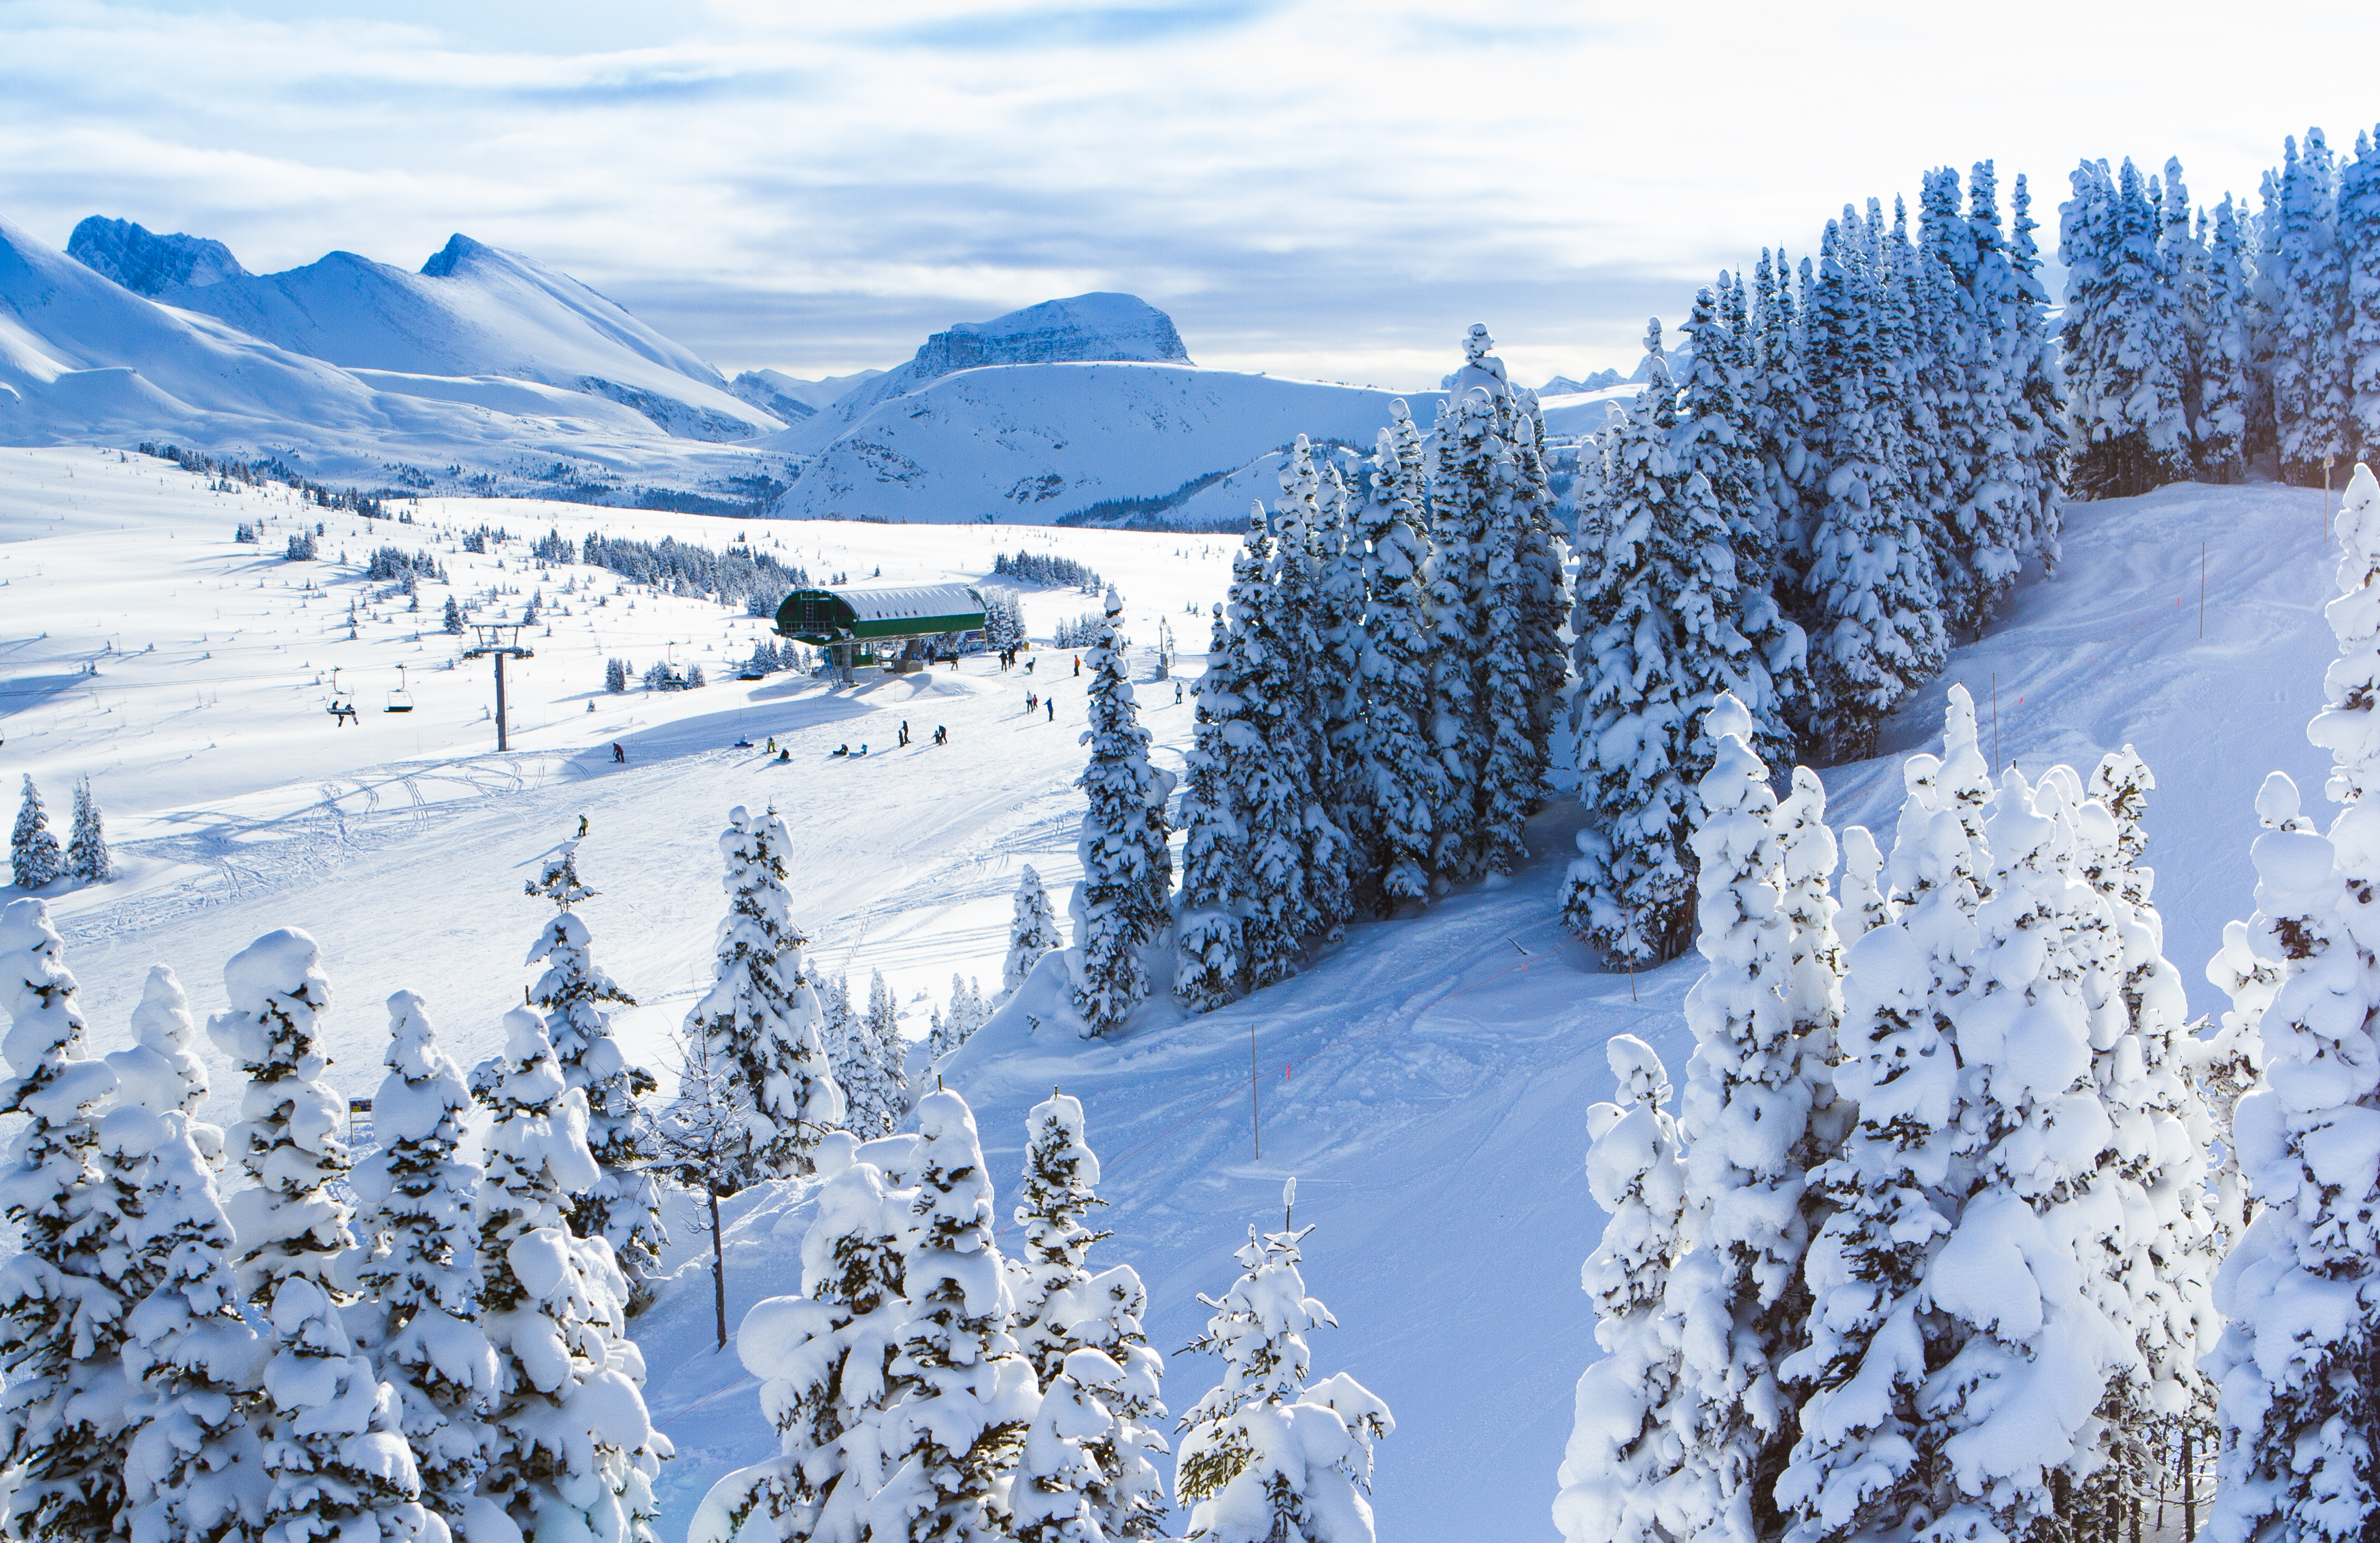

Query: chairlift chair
(326, 668), (358, 726)
(385, 664), (415, 713)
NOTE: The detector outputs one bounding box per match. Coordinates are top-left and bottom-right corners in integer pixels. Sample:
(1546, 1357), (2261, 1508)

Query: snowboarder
(1175, 681), (1184, 705)
(934, 725), (947, 745)
(834, 745), (849, 757)
(900, 721), (910, 747)
(1074, 656), (1081, 677)
(779, 749), (791, 762)
(612, 743), (625, 764)
(1027, 692), (1038, 715)
(1027, 658), (1036, 674)
(1047, 697), (1055, 722)
(577, 814), (589, 838)
(766, 736), (776, 753)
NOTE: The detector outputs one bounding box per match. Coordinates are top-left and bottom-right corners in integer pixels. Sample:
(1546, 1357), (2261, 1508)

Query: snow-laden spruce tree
(10, 776), (63, 891)
(2205, 460), (2380, 1543)
(869, 1090), (1038, 1543)
(1010, 1346), (1110, 1543)
(690, 1132), (908, 1543)
(65, 777), (108, 886)
(1263, 445), (1353, 942)
(683, 804), (847, 1184)
(927, 974), (987, 1064)
(2269, 132), (2351, 483)
(118, 1102), (269, 1543)
(1179, 1196), (1393, 1543)
(0, 898), (129, 1539)
(1073, 595), (1176, 1036)
(1552, 1036), (1687, 1543)
(1778, 699), (2182, 1543)
(2197, 194), (2258, 484)
(525, 841), (666, 1312)
(98, 964), (209, 1315)
(352, 990), (498, 1532)
(1221, 504), (1310, 992)
(1775, 705), (1987, 1543)
(1425, 396), (1493, 885)
(1174, 603), (1247, 1013)
(1676, 284), (1807, 743)
(478, 1007), (669, 1543)
(1792, 220), (1946, 762)
(1658, 698), (1841, 1543)
(2345, 133), (2380, 456)
(1354, 405), (1450, 913)
(1004, 867), (1065, 1000)
(204, 928), (431, 1543)
(836, 970), (910, 1140)
(1308, 462), (1370, 906)
(1566, 322), (1771, 966)
(2079, 748), (2223, 1437)
(1007, 1093), (1170, 1540)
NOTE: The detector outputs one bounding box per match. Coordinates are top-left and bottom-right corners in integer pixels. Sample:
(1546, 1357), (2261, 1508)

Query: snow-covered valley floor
(0, 444), (2341, 1540)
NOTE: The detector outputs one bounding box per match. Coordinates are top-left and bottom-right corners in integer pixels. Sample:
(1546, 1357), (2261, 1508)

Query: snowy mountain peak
(66, 216), (249, 296)
(814, 292), (1191, 434)
(926, 291), (1189, 368)
(418, 232), (495, 277)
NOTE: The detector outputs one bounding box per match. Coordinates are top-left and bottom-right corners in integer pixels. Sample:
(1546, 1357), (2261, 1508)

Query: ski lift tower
(462, 623), (534, 751)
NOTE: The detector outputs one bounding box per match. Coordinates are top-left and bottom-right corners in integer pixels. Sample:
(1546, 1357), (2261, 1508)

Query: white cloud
(0, 0), (2370, 386)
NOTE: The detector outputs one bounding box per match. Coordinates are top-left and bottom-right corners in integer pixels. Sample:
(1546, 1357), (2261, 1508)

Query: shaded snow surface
(0, 451), (2346, 1538)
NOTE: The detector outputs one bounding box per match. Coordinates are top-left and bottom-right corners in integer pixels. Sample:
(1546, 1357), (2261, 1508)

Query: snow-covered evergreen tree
(1353, 404), (1450, 913)
(525, 842), (666, 1313)
(690, 1132), (910, 1543)
(1010, 1348), (1108, 1543)
(1223, 503), (1310, 991)
(1072, 594), (1176, 1036)
(1425, 392), (1495, 885)
(2198, 194), (2258, 484)
(1775, 693), (2186, 1543)
(2005, 172), (2070, 564)
(1677, 284), (1809, 730)
(1567, 325), (1792, 965)
(1552, 1035), (1686, 1543)
(1174, 603), (1247, 1013)
(1792, 218), (1946, 760)
(204, 928), (431, 1543)
(1263, 442), (1353, 941)
(2270, 131), (2351, 483)
(352, 989), (498, 1533)
(65, 777), (108, 886)
(0, 898), (129, 1539)
(1177, 1202), (1393, 1543)
(927, 975), (986, 1064)
(2206, 460), (2380, 1543)
(836, 970), (910, 1140)
(10, 776), (63, 892)
(1004, 868), (1064, 1000)
(683, 805), (847, 1184)
(998, 1096), (1169, 1539)
(2346, 132), (2380, 459)
(1658, 697), (1842, 1543)
(868, 1089), (1037, 1543)
(478, 1007), (669, 1543)
(118, 1105), (268, 1543)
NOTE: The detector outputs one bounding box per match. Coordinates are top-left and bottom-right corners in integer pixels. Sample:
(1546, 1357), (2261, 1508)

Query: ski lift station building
(773, 581), (987, 669)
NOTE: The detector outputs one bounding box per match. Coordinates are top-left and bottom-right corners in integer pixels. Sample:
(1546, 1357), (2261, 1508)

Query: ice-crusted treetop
(107, 964), (206, 1121)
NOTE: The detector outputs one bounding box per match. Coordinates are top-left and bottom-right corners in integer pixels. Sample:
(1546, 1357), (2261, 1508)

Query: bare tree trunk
(711, 1187), (728, 1351)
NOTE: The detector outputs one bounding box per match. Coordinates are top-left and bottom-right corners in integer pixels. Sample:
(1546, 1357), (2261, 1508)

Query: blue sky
(1, 0), (2370, 387)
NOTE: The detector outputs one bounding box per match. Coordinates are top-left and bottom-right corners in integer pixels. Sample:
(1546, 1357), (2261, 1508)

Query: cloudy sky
(1, 0), (2372, 389)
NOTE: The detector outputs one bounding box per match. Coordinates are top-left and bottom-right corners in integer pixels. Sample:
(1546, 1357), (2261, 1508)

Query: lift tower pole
(462, 623), (534, 751)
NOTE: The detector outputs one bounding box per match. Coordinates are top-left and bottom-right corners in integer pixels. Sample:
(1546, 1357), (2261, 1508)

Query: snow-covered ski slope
(0, 453), (2343, 1539)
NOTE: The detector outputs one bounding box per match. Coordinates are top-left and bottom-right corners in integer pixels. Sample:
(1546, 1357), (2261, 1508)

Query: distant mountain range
(1, 214), (1575, 524)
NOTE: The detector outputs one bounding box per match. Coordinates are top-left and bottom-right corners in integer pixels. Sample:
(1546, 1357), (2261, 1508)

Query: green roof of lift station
(774, 581), (988, 645)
